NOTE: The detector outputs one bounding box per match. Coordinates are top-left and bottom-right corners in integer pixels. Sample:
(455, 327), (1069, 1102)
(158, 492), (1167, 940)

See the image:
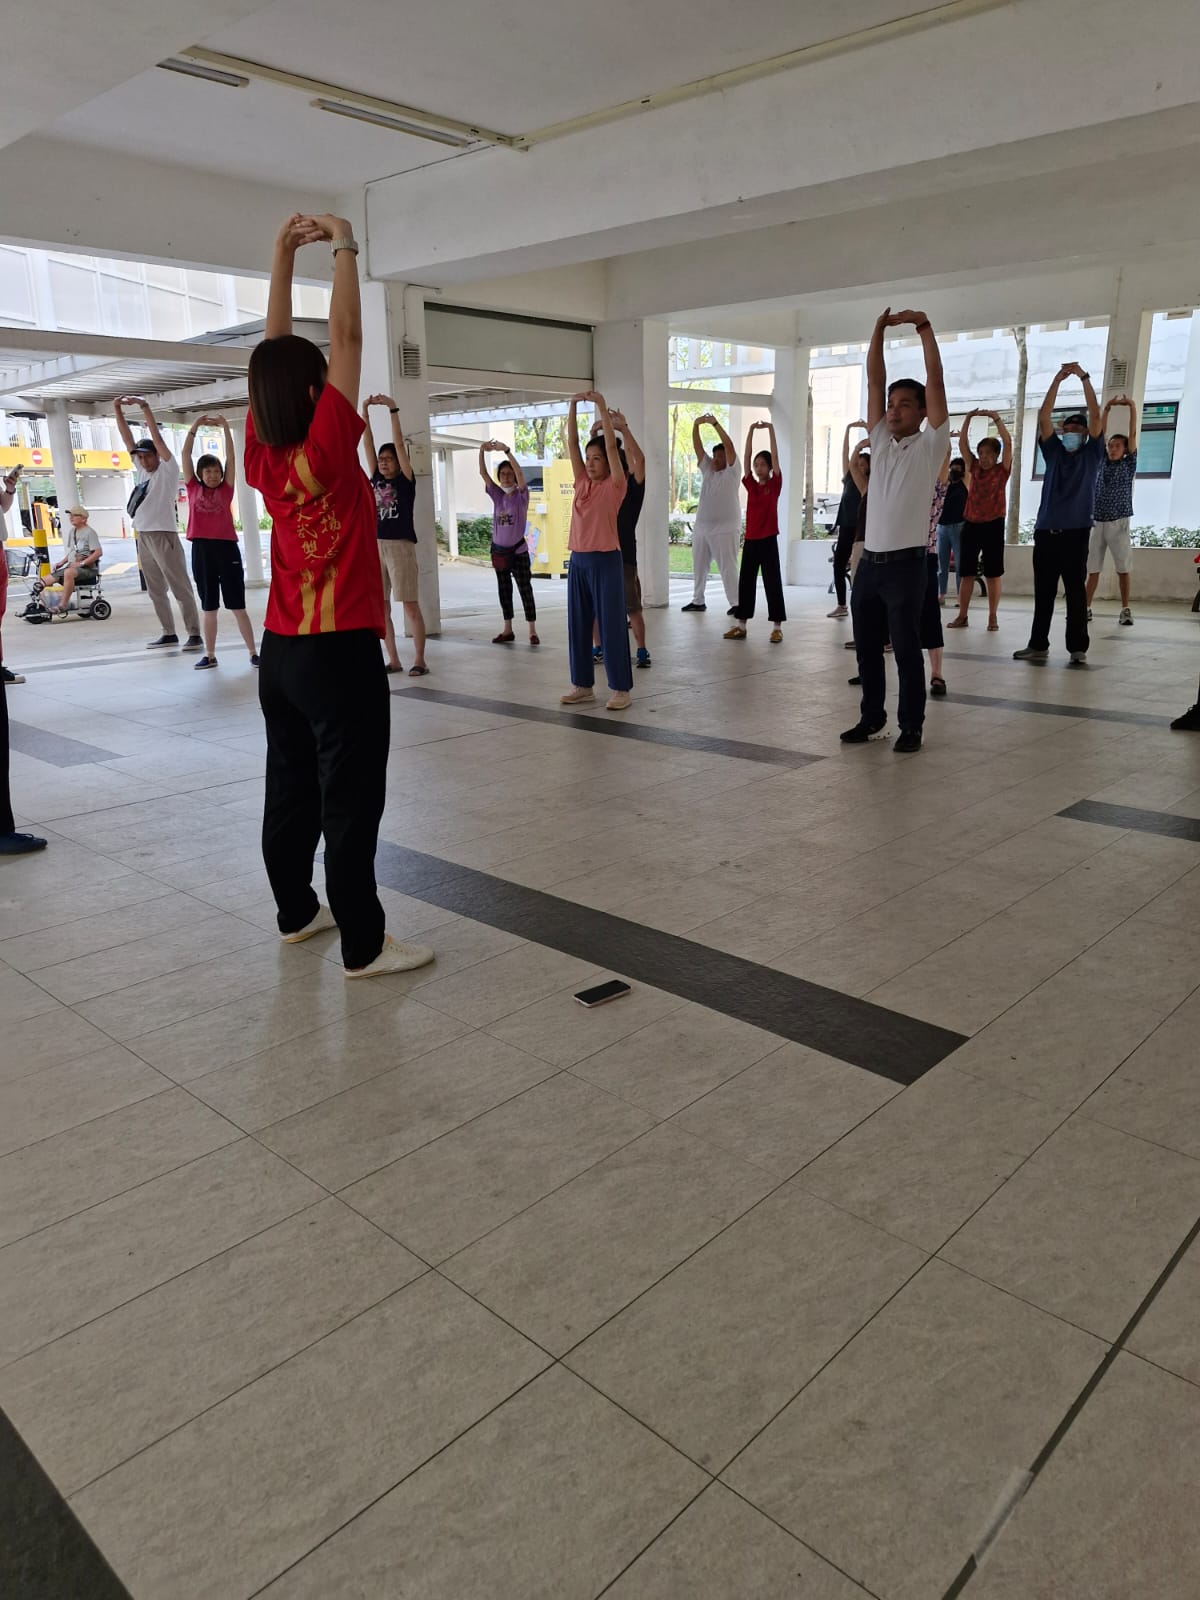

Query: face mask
(1061, 433), (1084, 453)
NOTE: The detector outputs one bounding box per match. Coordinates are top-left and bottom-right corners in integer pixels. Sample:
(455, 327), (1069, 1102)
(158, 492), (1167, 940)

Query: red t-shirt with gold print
(245, 383), (385, 638)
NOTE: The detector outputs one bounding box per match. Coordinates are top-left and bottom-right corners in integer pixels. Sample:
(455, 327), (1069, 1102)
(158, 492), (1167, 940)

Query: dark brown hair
(247, 335), (328, 447)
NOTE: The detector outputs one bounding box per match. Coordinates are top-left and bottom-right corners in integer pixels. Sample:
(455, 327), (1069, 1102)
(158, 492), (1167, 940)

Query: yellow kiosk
(526, 458), (574, 579)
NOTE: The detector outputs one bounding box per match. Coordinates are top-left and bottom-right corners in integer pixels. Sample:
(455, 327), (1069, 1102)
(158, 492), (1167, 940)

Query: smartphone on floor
(575, 980), (632, 1008)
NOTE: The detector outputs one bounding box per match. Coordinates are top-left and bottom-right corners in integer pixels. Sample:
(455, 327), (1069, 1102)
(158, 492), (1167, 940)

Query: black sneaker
(894, 729), (923, 754)
(1170, 703), (1200, 732)
(0, 831), (47, 855)
(635, 648), (651, 668)
(1, 665), (25, 684)
(847, 675), (862, 686)
(249, 654), (260, 668)
(840, 717), (888, 744)
(680, 602), (706, 612)
(147, 634), (179, 649)
(727, 607), (738, 617)
(181, 635), (204, 651)
(1012, 645), (1049, 661)
(194, 656), (217, 671)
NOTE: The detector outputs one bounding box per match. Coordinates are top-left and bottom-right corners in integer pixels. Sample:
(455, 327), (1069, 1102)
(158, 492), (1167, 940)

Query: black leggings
(832, 523), (856, 607)
(494, 546), (536, 622)
(733, 535), (786, 623)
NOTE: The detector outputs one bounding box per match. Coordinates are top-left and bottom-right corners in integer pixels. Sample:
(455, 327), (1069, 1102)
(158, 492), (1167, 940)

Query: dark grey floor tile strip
(7, 721), (121, 766)
(945, 692), (1171, 728)
(0, 1407), (132, 1600)
(20, 651), (184, 673)
(392, 685), (823, 768)
(376, 840), (964, 1084)
(1058, 798), (1200, 842)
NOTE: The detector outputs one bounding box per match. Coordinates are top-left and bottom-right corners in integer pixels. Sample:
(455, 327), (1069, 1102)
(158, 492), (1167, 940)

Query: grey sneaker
(1013, 646), (1049, 661)
(1118, 607), (1133, 626)
(1069, 651), (1088, 665)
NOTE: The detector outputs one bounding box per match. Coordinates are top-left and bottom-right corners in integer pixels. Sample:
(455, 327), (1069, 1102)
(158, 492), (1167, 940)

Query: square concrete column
(593, 319), (669, 607)
(360, 280), (441, 635)
(771, 343), (812, 584)
(45, 400), (80, 518)
(1101, 276), (1153, 410)
(229, 420), (265, 587)
(1167, 309), (1200, 529)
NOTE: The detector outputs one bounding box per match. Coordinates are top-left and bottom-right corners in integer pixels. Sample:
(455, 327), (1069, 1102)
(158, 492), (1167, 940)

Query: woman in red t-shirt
(726, 421), (785, 643)
(182, 413), (258, 670)
(244, 214), (435, 979)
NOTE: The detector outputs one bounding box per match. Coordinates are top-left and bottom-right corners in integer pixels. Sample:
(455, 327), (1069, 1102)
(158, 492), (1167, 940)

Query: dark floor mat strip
(0, 1408), (132, 1600)
(1057, 798), (1200, 842)
(7, 721), (121, 765)
(945, 692), (1170, 728)
(375, 841), (965, 1084)
(391, 686), (823, 768)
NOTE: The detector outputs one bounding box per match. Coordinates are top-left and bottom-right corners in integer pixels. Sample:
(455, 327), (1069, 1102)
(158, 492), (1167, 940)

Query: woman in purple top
(479, 441), (538, 647)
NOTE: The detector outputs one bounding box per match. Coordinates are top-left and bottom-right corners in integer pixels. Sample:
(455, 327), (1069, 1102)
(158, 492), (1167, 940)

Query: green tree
(669, 389), (729, 511)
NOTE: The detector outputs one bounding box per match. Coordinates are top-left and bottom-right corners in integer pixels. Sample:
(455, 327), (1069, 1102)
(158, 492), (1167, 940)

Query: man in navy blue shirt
(1014, 362), (1105, 665)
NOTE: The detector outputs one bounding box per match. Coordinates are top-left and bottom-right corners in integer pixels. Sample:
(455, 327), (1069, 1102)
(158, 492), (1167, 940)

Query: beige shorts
(1088, 518), (1133, 575)
(380, 539), (419, 604)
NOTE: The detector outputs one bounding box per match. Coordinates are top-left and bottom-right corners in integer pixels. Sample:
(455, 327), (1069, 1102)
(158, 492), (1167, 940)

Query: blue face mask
(1061, 432), (1084, 453)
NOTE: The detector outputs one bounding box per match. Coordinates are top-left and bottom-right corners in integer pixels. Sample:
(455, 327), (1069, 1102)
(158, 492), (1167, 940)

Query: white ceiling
(32, 0), (954, 187)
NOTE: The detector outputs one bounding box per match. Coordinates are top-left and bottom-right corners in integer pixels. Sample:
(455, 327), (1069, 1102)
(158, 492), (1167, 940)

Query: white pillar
(361, 280), (441, 636)
(1100, 272), (1153, 409)
(593, 318), (669, 607)
(45, 400), (79, 518)
(443, 448), (459, 561)
(772, 342), (812, 584)
(230, 420), (266, 587)
(1168, 310), (1200, 529)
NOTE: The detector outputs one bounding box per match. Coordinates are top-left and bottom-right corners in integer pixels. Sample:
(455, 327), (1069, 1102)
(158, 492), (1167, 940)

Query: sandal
(930, 676), (948, 697)
(492, 632), (516, 645)
(529, 634), (540, 647)
(408, 665), (430, 677)
(946, 616), (968, 629)
(987, 620), (999, 632)
(385, 662), (404, 673)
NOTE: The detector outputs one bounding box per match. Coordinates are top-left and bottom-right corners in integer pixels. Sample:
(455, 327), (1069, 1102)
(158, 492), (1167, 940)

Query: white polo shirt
(864, 418), (950, 552)
(132, 456), (182, 534)
(693, 452), (743, 538)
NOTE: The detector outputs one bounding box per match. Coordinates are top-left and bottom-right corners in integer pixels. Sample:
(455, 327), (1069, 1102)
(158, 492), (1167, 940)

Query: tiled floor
(1, 566), (1199, 1599)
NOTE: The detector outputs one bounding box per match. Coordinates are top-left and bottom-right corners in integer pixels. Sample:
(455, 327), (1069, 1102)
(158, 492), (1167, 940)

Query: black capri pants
(493, 544), (537, 622)
(191, 538), (247, 610)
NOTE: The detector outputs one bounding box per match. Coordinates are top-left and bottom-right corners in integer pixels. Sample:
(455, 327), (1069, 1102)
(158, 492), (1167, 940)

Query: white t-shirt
(693, 451), (743, 537)
(864, 418), (950, 552)
(132, 456), (182, 534)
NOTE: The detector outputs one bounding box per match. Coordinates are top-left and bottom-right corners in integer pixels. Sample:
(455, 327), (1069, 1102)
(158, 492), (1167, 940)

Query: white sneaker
(346, 934), (435, 978)
(281, 904), (338, 943)
(1118, 607), (1133, 626)
(560, 686), (596, 705)
(606, 690), (632, 711)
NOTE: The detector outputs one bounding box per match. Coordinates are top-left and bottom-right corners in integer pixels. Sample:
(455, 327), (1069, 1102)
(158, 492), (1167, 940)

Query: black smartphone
(574, 980), (631, 1008)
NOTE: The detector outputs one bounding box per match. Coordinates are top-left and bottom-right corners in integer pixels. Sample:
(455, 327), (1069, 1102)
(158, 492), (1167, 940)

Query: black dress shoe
(680, 602), (707, 612)
(0, 832), (47, 854)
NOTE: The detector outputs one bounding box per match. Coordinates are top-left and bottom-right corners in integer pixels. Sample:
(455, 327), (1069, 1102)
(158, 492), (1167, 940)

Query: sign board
(0, 447), (133, 472)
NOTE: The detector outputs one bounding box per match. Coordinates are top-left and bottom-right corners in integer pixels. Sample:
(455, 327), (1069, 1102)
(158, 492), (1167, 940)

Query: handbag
(127, 480), (149, 519)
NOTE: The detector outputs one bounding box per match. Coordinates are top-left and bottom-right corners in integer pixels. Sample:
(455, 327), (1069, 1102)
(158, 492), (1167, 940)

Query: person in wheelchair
(50, 507), (103, 618)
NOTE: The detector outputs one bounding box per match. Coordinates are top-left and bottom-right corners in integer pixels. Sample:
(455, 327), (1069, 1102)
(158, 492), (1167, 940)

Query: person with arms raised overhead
(0, 469), (45, 854)
(245, 213), (435, 979)
(560, 391), (632, 710)
(947, 409), (1012, 630)
(361, 395), (429, 675)
(114, 394), (202, 651)
(683, 413), (741, 613)
(842, 307), (950, 755)
(829, 420), (868, 619)
(725, 420), (785, 644)
(181, 414), (258, 670)
(1014, 363), (1105, 666)
(1087, 394), (1139, 626)
(479, 440), (537, 647)
(589, 408), (650, 668)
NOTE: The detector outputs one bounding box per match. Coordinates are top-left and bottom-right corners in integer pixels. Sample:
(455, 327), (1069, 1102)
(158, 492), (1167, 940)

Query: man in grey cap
(114, 395), (202, 649)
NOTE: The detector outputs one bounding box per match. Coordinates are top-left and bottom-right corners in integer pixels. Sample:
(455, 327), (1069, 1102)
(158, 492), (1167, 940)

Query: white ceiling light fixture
(157, 57), (249, 89)
(311, 99), (473, 148)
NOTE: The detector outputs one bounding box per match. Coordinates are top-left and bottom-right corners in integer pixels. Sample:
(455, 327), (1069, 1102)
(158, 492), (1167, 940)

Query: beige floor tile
(603, 1483), (874, 1600)
(410, 943), (600, 1026)
(1125, 1235), (1200, 1386)
(0, 1139), (321, 1363)
(257, 1365), (704, 1600)
(0, 1005), (125, 1085)
(0, 965), (61, 1026)
(1081, 990), (1200, 1157)
(0, 869), (175, 942)
(724, 1260), (1104, 1600)
(797, 1067), (1062, 1251)
(0, 892), (204, 974)
(669, 1042), (900, 1177)
(0, 1045), (170, 1157)
(343, 1073), (653, 1261)
(71, 1275), (548, 1600)
(569, 1186), (923, 1470)
(366, 915), (525, 993)
(442, 1122), (774, 1355)
(0, 1087), (238, 1248)
(968, 1355), (1200, 1600)
(29, 913), (272, 1004)
(941, 1116), (1200, 1339)
(570, 1003), (783, 1119)
(484, 980), (684, 1068)
(0, 1197), (422, 1493)
(187, 997), (470, 1130)
(258, 1032), (558, 1190)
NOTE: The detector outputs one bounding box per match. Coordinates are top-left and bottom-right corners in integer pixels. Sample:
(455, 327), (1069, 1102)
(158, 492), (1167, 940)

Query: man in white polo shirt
(682, 413), (741, 612)
(842, 308), (949, 755)
(114, 395), (202, 650)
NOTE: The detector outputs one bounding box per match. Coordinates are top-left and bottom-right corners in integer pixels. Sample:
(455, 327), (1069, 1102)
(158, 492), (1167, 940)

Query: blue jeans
(567, 549), (633, 691)
(851, 548), (928, 733)
(937, 522), (963, 598)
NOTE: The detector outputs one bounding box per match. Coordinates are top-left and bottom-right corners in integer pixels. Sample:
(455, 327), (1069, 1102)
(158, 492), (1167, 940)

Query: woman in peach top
(560, 390), (632, 711)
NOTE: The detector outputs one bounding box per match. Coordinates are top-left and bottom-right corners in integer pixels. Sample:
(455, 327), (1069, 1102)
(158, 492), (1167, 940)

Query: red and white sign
(111, 452), (121, 468)
(30, 448), (44, 466)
